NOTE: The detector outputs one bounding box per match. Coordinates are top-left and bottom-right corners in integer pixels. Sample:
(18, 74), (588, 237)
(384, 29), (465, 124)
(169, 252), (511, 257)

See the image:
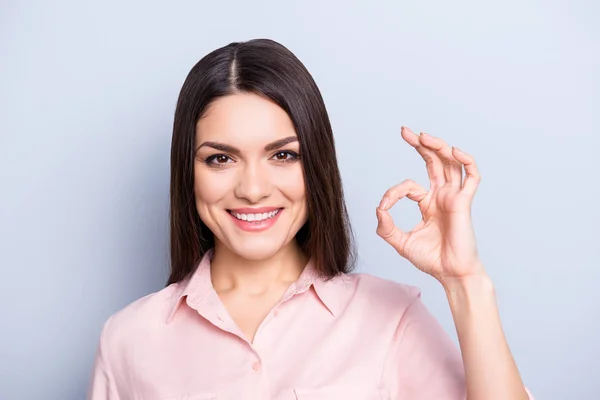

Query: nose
(234, 161), (271, 204)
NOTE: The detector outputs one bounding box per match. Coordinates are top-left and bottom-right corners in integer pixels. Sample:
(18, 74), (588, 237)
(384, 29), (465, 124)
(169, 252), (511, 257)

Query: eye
(271, 150), (299, 162)
(205, 154), (233, 166)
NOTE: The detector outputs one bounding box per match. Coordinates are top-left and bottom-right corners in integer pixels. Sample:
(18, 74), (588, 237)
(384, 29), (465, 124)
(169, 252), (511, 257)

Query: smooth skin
(194, 93), (309, 344)
(376, 126), (529, 400)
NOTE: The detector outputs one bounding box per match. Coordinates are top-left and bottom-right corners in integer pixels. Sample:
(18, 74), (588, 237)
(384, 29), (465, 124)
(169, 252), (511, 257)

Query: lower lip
(228, 209), (283, 232)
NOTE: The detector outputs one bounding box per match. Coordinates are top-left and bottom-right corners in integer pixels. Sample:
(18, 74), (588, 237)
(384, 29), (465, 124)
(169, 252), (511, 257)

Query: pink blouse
(88, 249), (533, 399)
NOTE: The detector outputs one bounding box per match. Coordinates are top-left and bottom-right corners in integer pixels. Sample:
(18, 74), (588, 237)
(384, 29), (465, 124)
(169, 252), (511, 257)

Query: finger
(376, 206), (408, 252)
(379, 179), (429, 211)
(401, 126), (445, 189)
(452, 147), (481, 199)
(376, 179), (428, 251)
(418, 132), (463, 188)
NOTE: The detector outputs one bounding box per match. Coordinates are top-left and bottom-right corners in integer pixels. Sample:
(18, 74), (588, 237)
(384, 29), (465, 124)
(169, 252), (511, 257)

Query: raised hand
(375, 126), (487, 285)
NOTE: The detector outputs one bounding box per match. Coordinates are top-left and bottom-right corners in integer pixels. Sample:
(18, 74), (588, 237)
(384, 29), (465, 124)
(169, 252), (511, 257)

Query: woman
(89, 38), (534, 399)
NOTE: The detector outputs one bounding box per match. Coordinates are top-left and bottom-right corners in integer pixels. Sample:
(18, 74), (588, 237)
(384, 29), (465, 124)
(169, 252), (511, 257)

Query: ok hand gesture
(376, 126), (487, 285)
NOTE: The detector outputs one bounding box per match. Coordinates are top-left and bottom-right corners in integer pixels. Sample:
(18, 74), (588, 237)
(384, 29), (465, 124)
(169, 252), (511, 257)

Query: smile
(226, 207), (284, 232)
(228, 209), (281, 222)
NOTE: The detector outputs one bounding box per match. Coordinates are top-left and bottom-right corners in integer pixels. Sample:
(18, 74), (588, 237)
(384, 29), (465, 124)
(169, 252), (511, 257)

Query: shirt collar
(166, 249), (348, 323)
(298, 259), (349, 317)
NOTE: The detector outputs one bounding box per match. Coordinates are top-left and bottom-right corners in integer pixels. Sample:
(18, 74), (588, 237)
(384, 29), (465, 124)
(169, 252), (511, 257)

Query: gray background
(1, 0), (598, 399)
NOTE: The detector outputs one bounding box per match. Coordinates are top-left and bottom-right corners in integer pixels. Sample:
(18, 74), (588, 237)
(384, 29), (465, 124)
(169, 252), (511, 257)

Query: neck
(210, 240), (308, 295)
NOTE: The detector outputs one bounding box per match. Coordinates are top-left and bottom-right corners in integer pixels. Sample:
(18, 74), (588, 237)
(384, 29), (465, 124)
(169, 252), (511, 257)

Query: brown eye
(204, 154), (233, 167)
(271, 151), (299, 162)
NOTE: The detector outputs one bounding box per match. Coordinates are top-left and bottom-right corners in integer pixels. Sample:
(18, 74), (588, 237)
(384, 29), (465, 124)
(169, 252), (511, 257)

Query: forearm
(442, 272), (529, 400)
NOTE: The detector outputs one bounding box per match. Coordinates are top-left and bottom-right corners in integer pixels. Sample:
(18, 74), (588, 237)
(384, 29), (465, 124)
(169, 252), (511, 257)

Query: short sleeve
(384, 288), (466, 399)
(87, 317), (121, 400)
(384, 288), (535, 400)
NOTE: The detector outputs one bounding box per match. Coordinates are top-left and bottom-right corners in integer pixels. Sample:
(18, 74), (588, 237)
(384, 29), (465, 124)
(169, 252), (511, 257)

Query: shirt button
(252, 361), (261, 371)
(273, 309), (279, 317)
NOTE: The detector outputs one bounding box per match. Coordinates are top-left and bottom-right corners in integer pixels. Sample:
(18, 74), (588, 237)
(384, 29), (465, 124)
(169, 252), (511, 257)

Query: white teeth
(231, 209), (280, 222)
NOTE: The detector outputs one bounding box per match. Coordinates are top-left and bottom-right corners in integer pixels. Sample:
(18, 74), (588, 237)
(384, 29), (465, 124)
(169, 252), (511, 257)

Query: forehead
(196, 92), (297, 144)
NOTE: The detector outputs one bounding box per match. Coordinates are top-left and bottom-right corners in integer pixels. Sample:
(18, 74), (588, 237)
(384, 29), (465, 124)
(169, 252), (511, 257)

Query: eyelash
(203, 150), (300, 168)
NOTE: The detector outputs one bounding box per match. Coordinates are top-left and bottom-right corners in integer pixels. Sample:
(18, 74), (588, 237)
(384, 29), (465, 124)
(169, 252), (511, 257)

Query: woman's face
(194, 92), (308, 261)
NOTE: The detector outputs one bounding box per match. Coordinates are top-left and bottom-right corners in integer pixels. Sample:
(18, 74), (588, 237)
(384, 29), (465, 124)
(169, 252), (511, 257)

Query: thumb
(376, 207), (406, 250)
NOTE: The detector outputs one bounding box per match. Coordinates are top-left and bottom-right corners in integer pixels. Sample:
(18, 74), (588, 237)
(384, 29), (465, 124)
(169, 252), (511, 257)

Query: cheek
(194, 168), (232, 212)
(274, 165), (306, 203)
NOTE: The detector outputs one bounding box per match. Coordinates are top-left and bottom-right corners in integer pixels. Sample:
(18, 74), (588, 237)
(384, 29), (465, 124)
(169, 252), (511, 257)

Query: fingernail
(420, 132), (427, 136)
(376, 208), (382, 222)
(379, 198), (389, 209)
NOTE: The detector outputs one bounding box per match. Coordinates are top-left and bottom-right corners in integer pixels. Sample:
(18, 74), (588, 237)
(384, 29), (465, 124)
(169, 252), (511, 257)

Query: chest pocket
(293, 385), (389, 400)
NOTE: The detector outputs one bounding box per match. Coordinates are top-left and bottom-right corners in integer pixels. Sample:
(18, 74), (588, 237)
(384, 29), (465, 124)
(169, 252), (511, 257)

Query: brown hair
(167, 38), (356, 285)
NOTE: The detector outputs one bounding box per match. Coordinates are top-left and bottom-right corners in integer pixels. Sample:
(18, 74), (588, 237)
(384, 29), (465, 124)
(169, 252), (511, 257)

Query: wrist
(442, 273), (496, 310)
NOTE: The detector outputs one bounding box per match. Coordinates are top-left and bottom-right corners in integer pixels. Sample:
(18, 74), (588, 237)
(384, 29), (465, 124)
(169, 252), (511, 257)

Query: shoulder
(98, 283), (182, 349)
(342, 272), (422, 315)
(351, 272), (420, 301)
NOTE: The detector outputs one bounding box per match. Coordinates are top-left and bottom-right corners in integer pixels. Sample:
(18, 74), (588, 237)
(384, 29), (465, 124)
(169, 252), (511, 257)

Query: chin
(225, 236), (290, 261)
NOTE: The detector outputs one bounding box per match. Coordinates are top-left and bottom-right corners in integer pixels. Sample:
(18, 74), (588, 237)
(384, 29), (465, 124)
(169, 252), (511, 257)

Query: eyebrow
(196, 136), (299, 155)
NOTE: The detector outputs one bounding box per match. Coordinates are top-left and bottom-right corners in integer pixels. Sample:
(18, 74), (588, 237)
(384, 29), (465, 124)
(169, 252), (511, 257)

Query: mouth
(226, 208), (284, 232)
(227, 208), (282, 222)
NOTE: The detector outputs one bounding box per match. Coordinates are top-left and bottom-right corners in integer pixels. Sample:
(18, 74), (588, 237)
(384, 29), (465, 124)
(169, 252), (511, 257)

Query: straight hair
(167, 38), (356, 285)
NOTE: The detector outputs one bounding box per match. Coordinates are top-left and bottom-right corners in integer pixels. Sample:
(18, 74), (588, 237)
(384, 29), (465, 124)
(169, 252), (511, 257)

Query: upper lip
(228, 207), (282, 214)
